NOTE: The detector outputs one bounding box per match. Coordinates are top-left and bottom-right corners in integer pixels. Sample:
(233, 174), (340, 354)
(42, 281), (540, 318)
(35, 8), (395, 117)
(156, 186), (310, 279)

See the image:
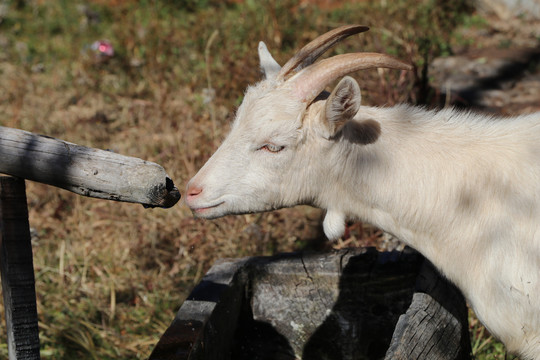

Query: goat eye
(260, 144), (285, 153)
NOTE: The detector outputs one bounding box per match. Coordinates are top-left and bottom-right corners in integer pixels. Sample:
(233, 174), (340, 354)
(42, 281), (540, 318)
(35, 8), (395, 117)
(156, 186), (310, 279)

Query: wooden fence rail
(0, 126), (180, 208)
(0, 126), (181, 359)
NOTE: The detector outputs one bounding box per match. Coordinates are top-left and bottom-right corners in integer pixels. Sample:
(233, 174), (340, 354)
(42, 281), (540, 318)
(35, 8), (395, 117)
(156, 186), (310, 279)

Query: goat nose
(186, 184), (203, 200)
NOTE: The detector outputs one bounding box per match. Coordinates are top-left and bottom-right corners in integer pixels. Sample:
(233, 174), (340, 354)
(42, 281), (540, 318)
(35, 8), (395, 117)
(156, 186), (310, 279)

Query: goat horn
(277, 25), (370, 81)
(289, 52), (413, 103)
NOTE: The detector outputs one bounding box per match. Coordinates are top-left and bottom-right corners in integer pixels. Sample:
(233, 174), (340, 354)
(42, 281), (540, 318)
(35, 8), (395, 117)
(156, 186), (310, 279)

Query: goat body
(186, 25), (540, 358)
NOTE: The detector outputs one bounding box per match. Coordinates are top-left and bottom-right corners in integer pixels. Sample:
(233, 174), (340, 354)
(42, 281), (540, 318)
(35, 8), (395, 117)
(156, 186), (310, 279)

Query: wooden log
(149, 258), (250, 360)
(0, 176), (41, 360)
(384, 260), (471, 359)
(149, 248), (471, 360)
(247, 249), (423, 359)
(0, 126), (180, 208)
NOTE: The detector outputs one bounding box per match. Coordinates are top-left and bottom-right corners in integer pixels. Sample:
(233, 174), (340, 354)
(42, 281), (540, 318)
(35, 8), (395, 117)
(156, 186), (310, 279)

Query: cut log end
(143, 176), (181, 209)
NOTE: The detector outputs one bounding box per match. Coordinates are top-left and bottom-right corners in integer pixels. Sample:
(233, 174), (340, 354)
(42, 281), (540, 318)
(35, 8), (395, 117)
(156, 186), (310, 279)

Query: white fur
(322, 210), (346, 240)
(186, 42), (540, 359)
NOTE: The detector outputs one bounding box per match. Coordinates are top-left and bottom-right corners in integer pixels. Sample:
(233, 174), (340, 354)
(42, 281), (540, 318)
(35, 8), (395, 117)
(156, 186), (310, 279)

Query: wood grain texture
(0, 177), (41, 360)
(149, 258), (250, 360)
(150, 248), (471, 360)
(385, 260), (471, 359)
(0, 126), (180, 208)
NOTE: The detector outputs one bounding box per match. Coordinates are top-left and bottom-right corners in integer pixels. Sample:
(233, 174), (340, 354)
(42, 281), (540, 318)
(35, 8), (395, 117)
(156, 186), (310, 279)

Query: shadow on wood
(0, 177), (41, 360)
(0, 126), (180, 208)
(149, 248), (471, 360)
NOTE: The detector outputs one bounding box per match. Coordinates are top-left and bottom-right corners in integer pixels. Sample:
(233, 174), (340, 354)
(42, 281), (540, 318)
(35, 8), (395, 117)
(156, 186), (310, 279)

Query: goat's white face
(186, 82), (311, 218)
(185, 25), (410, 237)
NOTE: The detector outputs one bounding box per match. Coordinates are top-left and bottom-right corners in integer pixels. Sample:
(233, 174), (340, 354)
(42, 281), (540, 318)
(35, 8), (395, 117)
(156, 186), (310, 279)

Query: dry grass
(0, 0), (518, 358)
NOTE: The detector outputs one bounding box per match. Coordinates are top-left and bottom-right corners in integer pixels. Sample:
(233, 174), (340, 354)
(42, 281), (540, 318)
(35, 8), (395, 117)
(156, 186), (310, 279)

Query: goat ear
(324, 76), (361, 136)
(258, 41), (281, 79)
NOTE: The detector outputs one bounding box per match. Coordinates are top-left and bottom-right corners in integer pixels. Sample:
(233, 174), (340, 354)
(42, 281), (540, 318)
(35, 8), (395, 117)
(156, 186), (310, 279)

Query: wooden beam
(0, 176), (41, 360)
(0, 126), (180, 208)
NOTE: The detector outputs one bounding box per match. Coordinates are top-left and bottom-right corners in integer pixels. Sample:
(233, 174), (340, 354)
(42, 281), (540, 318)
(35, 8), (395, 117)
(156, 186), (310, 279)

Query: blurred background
(0, 0), (538, 358)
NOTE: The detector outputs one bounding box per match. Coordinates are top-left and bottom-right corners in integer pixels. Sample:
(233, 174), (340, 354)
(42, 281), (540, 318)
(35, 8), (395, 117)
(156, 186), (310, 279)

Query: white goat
(186, 25), (540, 359)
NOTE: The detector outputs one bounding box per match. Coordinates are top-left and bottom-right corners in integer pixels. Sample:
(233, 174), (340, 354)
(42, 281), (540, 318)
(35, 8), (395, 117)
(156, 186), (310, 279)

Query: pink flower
(91, 40), (114, 57)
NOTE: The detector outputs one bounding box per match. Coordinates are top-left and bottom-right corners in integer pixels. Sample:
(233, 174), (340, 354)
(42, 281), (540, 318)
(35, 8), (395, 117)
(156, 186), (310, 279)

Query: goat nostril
(187, 186), (203, 198)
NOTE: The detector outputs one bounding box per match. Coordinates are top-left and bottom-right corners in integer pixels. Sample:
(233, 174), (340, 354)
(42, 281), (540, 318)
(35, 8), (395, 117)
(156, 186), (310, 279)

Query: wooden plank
(0, 176), (41, 360)
(384, 260), (471, 359)
(149, 258), (249, 360)
(0, 126), (180, 208)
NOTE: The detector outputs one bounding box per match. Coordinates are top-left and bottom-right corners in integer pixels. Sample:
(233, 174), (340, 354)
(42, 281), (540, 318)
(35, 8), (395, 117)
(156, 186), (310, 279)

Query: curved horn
(289, 52), (413, 103)
(277, 24), (370, 81)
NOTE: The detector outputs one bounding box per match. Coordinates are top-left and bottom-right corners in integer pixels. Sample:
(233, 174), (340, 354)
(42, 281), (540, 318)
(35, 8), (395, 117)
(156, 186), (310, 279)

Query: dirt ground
(429, 13), (540, 115)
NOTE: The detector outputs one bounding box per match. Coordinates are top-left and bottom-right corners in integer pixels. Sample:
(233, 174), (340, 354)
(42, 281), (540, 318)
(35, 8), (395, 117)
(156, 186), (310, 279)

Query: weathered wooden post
(0, 176), (41, 360)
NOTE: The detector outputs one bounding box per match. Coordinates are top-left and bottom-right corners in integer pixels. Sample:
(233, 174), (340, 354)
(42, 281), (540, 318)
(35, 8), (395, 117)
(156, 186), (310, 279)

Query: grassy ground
(0, 0), (524, 358)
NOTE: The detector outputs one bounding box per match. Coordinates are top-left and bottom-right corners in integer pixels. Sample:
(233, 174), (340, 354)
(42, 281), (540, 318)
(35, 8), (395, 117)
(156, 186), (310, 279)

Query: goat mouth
(192, 201), (225, 216)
